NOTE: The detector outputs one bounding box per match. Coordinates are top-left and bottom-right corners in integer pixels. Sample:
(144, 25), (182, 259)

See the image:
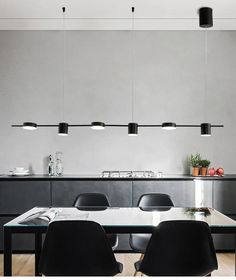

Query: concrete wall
(0, 31), (235, 175)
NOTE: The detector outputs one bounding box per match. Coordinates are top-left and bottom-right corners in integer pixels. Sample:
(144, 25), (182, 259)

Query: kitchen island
(0, 174), (236, 252)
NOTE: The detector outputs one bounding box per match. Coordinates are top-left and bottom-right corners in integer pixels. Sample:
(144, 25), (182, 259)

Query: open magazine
(19, 209), (58, 225)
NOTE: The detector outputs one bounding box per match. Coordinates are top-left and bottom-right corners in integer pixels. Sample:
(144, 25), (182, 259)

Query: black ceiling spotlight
(91, 122), (105, 130)
(162, 122), (176, 130)
(58, 122), (68, 136)
(201, 123), (211, 136)
(199, 7), (213, 28)
(128, 122), (138, 136)
(22, 122), (37, 130)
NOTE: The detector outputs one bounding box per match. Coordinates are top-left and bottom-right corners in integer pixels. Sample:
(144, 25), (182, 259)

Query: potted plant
(199, 159), (211, 176)
(190, 153), (201, 176)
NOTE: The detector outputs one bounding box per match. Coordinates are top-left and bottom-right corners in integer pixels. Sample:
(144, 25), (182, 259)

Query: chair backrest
(139, 220), (218, 276)
(39, 220), (120, 276)
(137, 193), (174, 207)
(73, 193), (110, 207)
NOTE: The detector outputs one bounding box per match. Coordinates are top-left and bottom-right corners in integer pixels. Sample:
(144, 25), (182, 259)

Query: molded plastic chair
(130, 193), (174, 253)
(73, 193), (118, 250)
(134, 220), (218, 276)
(39, 220), (123, 276)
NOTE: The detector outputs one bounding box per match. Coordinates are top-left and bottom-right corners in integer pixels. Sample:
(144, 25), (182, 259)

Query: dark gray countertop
(0, 174), (235, 181)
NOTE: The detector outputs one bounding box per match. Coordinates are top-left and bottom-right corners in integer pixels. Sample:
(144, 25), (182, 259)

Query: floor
(0, 253), (234, 276)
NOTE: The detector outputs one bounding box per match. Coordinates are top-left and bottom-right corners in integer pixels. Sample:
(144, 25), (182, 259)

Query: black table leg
(35, 232), (42, 276)
(4, 227), (12, 276)
(235, 234), (236, 276)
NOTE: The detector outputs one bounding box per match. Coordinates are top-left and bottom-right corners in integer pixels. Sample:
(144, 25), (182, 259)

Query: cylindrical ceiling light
(58, 122), (68, 135)
(201, 123), (211, 136)
(162, 122), (176, 130)
(91, 122), (105, 130)
(128, 122), (138, 136)
(199, 7), (213, 28)
(23, 122), (37, 130)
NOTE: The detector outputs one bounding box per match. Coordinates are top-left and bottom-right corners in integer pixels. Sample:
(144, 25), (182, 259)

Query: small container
(48, 155), (54, 176)
(55, 152), (63, 176)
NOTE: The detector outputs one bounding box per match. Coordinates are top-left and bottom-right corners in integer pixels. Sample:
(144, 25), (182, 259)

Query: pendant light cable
(204, 28), (208, 122)
(131, 7), (135, 122)
(62, 7), (66, 122)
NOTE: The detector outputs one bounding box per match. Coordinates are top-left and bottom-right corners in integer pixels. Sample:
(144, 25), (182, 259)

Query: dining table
(3, 206), (236, 276)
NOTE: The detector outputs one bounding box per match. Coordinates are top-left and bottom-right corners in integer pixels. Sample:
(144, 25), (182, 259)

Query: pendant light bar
(12, 6), (224, 137)
(12, 122), (224, 136)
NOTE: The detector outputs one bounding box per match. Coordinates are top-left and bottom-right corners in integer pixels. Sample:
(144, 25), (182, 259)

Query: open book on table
(19, 209), (58, 225)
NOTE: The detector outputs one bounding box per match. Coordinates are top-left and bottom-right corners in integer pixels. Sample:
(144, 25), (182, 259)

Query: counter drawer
(0, 181), (51, 214)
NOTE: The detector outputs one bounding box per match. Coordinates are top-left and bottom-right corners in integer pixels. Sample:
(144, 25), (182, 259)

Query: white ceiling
(0, 0), (236, 30)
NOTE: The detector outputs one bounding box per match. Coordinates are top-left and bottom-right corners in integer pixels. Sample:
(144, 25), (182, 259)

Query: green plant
(199, 159), (211, 168)
(190, 153), (201, 167)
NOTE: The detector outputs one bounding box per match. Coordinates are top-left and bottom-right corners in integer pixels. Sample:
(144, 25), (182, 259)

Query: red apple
(208, 168), (215, 176)
(216, 168), (224, 176)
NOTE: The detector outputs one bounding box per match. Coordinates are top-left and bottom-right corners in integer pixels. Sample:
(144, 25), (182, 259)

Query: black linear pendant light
(199, 7), (213, 136)
(12, 6), (224, 136)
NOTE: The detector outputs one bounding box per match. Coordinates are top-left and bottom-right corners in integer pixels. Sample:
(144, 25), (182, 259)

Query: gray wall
(0, 31), (235, 175)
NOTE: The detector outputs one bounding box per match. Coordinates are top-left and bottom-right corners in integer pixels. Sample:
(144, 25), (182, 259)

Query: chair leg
(133, 254), (144, 276)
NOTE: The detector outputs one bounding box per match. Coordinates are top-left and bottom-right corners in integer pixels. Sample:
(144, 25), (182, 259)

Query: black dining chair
(134, 220), (218, 276)
(73, 193), (118, 250)
(39, 220), (123, 276)
(130, 193), (174, 253)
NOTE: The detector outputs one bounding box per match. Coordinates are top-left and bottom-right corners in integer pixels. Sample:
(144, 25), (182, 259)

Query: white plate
(12, 172), (30, 176)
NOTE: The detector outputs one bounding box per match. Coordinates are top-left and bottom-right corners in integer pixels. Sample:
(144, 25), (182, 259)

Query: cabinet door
(0, 181), (51, 214)
(213, 181), (236, 214)
(132, 180), (195, 207)
(51, 181), (132, 207)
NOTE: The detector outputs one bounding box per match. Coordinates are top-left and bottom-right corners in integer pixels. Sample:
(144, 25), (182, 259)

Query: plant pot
(200, 167), (208, 176)
(192, 167), (200, 176)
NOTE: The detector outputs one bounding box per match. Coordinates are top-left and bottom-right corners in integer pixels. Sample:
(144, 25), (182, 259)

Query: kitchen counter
(0, 174), (235, 181)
